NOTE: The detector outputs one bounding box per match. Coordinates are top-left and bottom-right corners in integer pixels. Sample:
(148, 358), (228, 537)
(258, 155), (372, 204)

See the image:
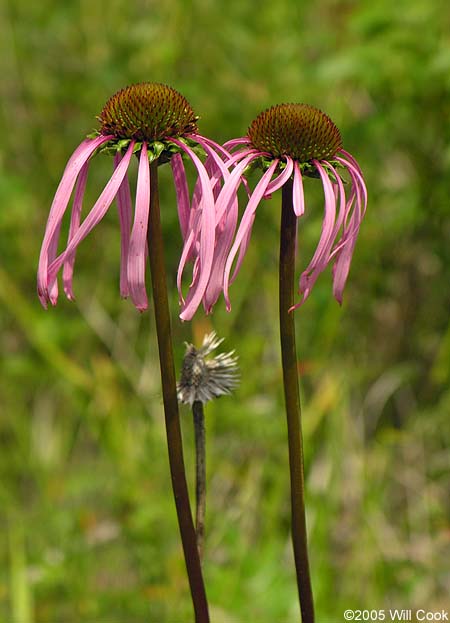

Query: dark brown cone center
(248, 103), (342, 162)
(99, 82), (198, 142)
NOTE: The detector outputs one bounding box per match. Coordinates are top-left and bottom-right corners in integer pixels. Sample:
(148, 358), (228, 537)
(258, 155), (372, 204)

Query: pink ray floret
(37, 132), (233, 319)
(127, 142), (151, 311)
(212, 134), (367, 312)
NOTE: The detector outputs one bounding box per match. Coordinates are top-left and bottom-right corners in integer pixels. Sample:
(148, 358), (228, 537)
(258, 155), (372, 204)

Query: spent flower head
(37, 82), (233, 319)
(212, 103), (367, 311)
(177, 332), (239, 406)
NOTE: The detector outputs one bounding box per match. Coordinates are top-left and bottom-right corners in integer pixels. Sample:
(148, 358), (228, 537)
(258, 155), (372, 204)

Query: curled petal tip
(179, 309), (193, 322)
(63, 286), (76, 302)
(38, 293), (49, 310)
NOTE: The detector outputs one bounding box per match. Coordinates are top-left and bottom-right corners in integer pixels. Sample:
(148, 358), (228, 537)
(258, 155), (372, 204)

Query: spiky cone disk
(248, 103), (342, 162)
(98, 82), (199, 142)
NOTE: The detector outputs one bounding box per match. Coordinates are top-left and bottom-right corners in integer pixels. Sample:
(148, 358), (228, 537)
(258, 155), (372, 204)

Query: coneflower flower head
(38, 82), (231, 319)
(216, 103), (367, 312)
(177, 332), (239, 406)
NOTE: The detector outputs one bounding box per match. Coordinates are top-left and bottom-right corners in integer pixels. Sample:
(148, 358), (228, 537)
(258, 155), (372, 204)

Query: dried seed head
(177, 332), (239, 406)
(99, 82), (198, 142)
(248, 103), (342, 162)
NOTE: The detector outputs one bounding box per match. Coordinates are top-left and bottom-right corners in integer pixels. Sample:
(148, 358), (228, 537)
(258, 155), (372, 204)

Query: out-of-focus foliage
(1, 0), (449, 621)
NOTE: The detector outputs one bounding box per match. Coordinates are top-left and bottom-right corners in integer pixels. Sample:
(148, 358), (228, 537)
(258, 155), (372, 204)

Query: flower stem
(279, 178), (315, 622)
(192, 400), (206, 561)
(147, 162), (209, 623)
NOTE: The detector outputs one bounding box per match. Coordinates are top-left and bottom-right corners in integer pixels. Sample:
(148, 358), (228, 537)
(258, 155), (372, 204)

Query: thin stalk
(192, 400), (206, 561)
(147, 162), (209, 623)
(279, 179), (315, 622)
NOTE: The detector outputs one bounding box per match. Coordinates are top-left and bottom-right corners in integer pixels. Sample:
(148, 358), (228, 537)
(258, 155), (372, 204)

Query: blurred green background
(1, 0), (449, 621)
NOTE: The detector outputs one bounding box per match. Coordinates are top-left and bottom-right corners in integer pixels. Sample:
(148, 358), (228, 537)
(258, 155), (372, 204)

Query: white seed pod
(177, 332), (239, 406)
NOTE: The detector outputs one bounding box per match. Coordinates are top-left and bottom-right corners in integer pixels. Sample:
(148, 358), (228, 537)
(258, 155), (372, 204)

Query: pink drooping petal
(220, 148), (261, 201)
(127, 142), (150, 311)
(225, 148), (271, 199)
(223, 159), (279, 310)
(178, 260), (202, 318)
(177, 225), (197, 305)
(326, 162), (346, 242)
(292, 161), (305, 217)
(183, 136), (245, 314)
(37, 134), (113, 307)
(230, 212), (256, 285)
(187, 136), (235, 217)
(339, 149), (365, 181)
(264, 157), (294, 196)
(170, 139), (217, 321)
(330, 159), (367, 303)
(332, 234), (358, 304)
(224, 137), (251, 150)
(188, 152), (259, 308)
(344, 183), (361, 236)
(171, 153), (191, 241)
(191, 136), (236, 211)
(188, 138), (242, 313)
(177, 139), (244, 312)
(190, 177), (203, 215)
(295, 160), (337, 306)
(319, 164), (354, 276)
(189, 134), (232, 170)
(46, 140), (135, 297)
(224, 148), (261, 167)
(185, 145), (221, 265)
(180, 149), (248, 316)
(201, 137), (260, 202)
(305, 160), (337, 267)
(330, 182), (358, 258)
(190, 256), (201, 289)
(175, 139), (241, 315)
(229, 158), (290, 283)
(335, 155), (368, 219)
(332, 158), (366, 253)
(214, 152), (260, 225)
(229, 160), (280, 274)
(176, 210), (202, 304)
(188, 148), (222, 220)
(331, 188), (361, 302)
(202, 191), (239, 312)
(62, 160), (90, 300)
(114, 151), (133, 298)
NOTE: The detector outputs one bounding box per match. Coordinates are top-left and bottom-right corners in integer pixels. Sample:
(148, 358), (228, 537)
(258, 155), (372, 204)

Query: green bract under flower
(248, 103), (342, 162)
(99, 82), (199, 142)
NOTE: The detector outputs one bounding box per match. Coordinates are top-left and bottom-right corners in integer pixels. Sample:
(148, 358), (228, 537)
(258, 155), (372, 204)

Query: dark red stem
(147, 161), (209, 623)
(279, 178), (315, 622)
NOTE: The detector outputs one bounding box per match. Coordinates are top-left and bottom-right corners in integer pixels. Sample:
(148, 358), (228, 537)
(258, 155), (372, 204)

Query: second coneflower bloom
(215, 103), (367, 310)
(37, 82), (231, 319)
